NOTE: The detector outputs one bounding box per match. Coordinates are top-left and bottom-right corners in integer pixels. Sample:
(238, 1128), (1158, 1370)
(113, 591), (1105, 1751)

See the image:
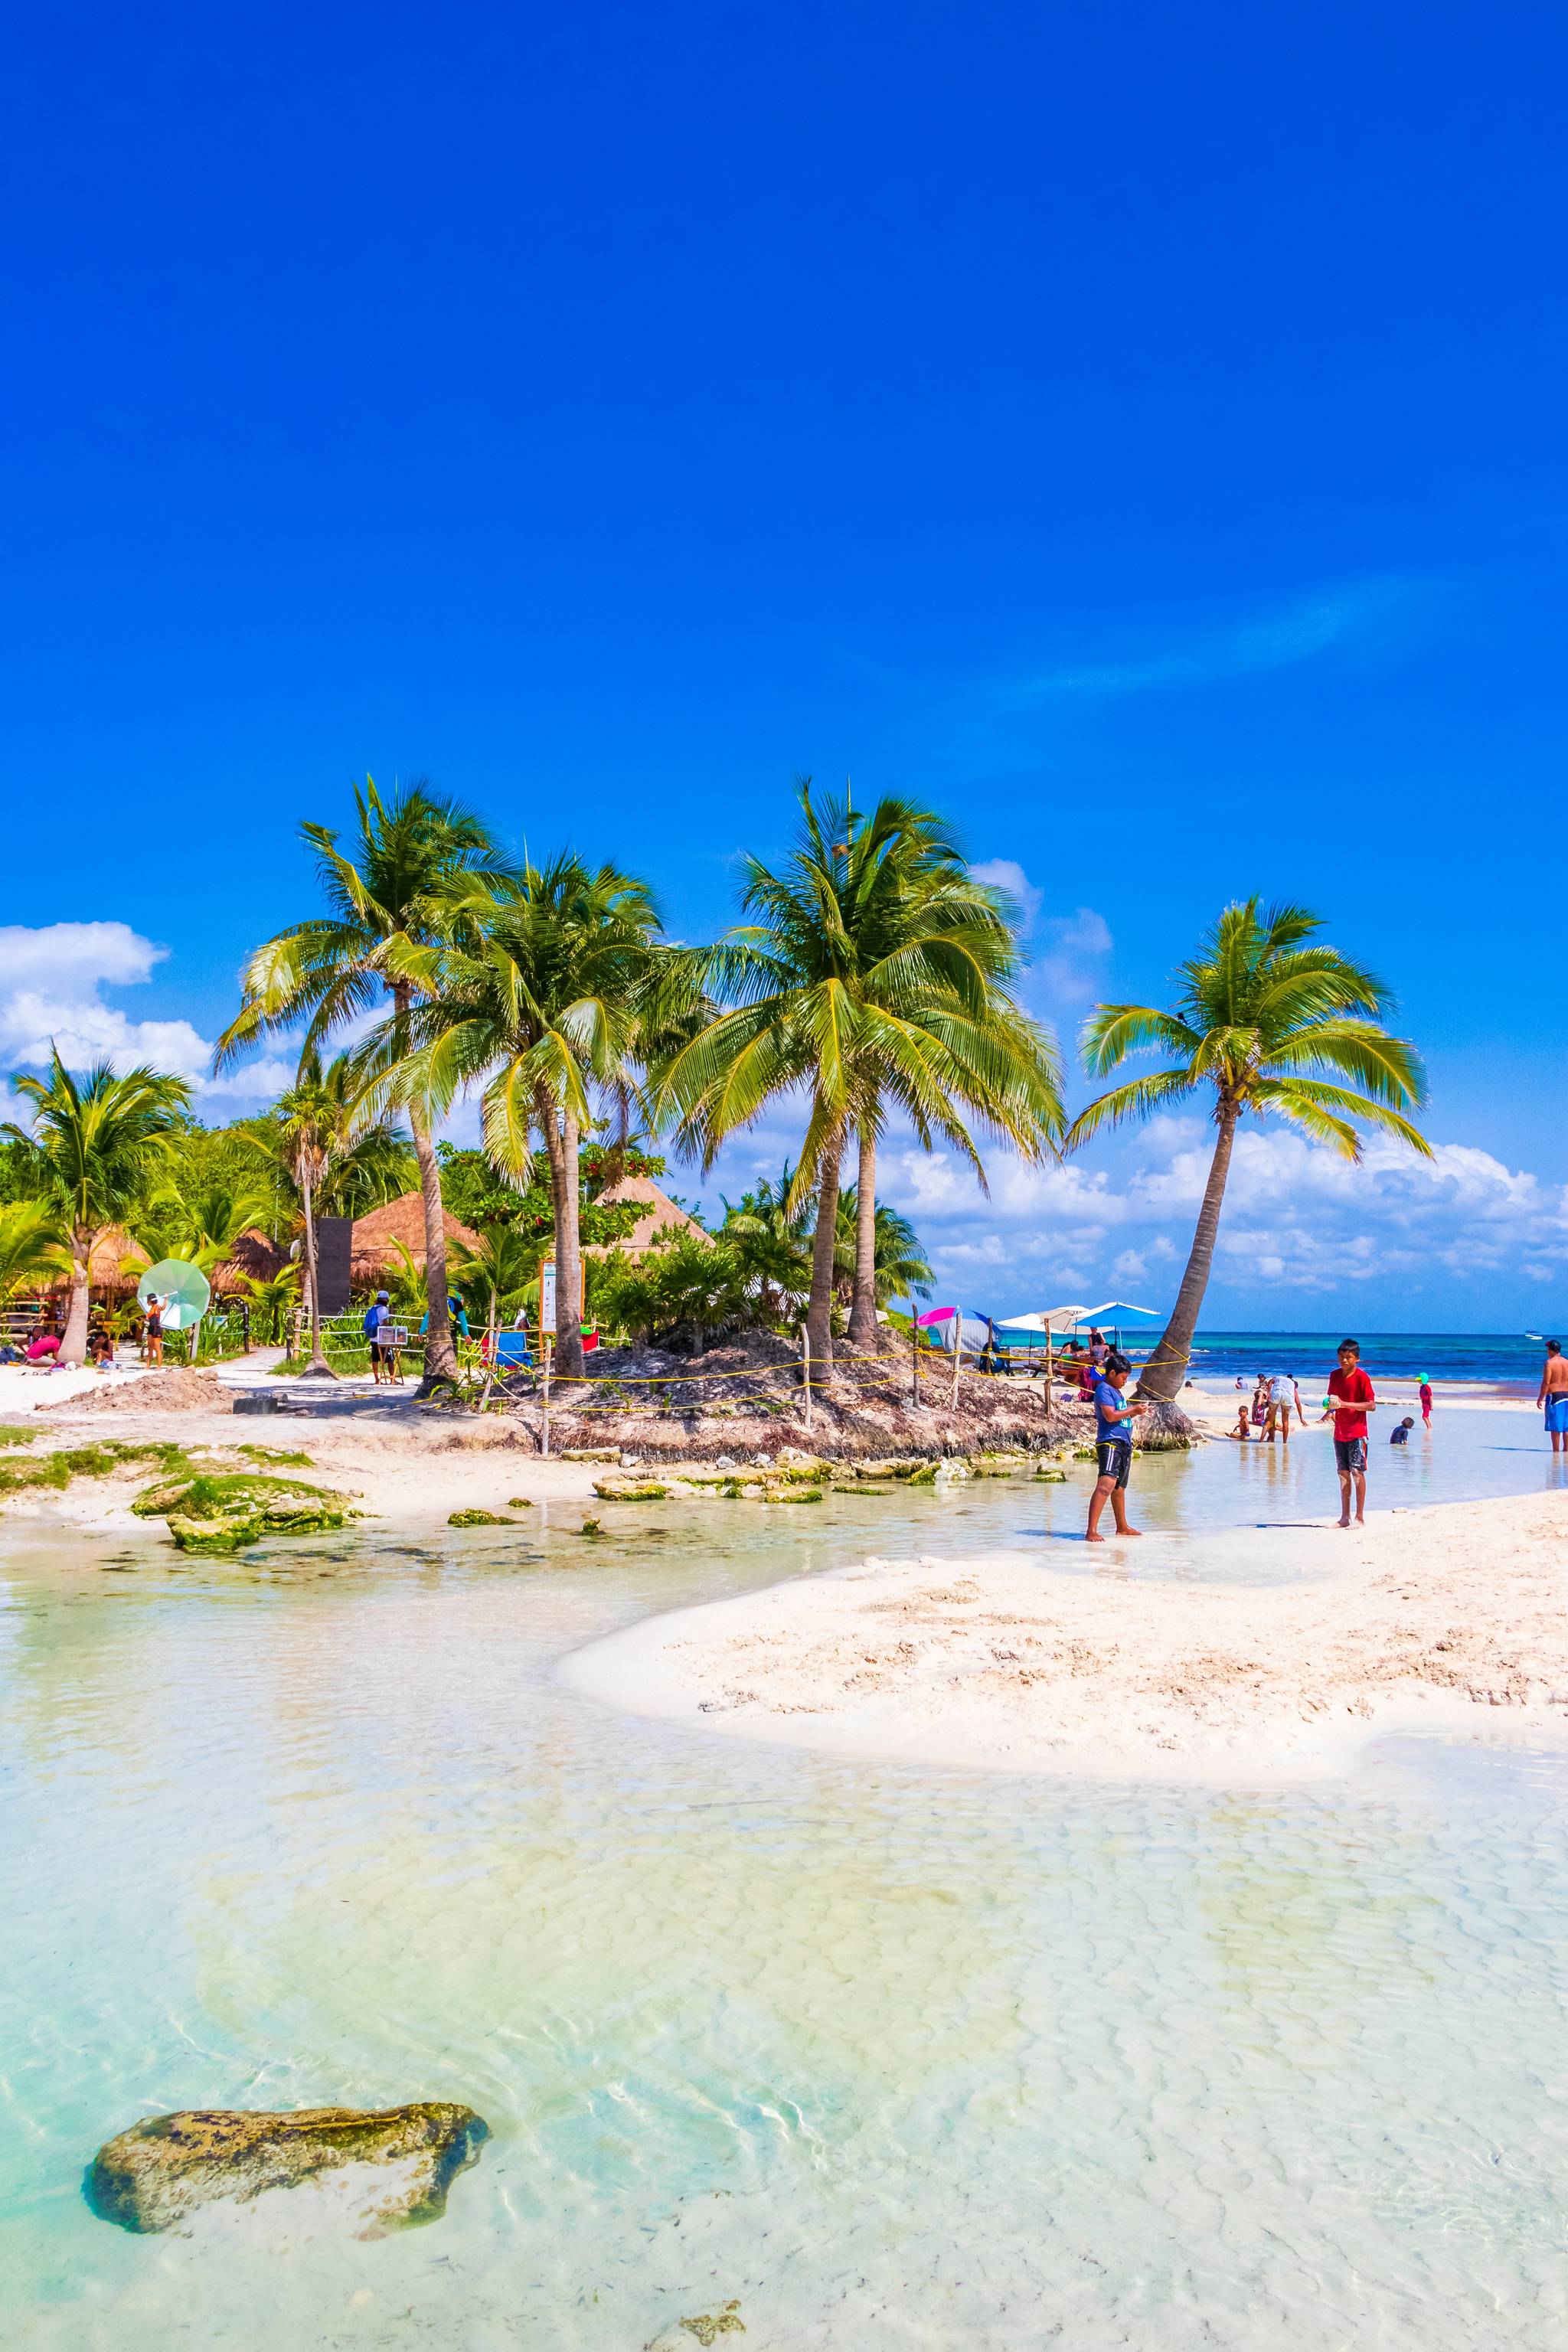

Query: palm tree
(368, 854), (669, 1378)
(266, 1047), (387, 1376)
(237, 1265), (301, 1344)
(447, 1220), (546, 1345)
(1, 1055), (191, 1362)
(659, 787), (1063, 1365)
(213, 777), (512, 1387)
(717, 1164), (812, 1322)
(1067, 898), (1429, 1443)
(833, 1187), (933, 1312)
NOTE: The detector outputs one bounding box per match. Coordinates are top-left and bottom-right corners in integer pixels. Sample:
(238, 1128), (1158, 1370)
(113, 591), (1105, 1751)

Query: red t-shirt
(1328, 1365), (1375, 1440)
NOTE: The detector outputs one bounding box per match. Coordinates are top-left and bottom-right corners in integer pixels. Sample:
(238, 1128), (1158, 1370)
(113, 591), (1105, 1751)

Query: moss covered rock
(86, 2102), (488, 2239)
(593, 1476), (669, 1501)
(136, 1473), (356, 1553)
(447, 1508), (516, 1527)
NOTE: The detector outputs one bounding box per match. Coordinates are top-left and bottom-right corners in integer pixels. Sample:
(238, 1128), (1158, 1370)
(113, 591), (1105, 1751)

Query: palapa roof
(351, 1192), (483, 1272)
(210, 1229), (289, 1292)
(587, 1175), (707, 1260)
(90, 1226), (149, 1285)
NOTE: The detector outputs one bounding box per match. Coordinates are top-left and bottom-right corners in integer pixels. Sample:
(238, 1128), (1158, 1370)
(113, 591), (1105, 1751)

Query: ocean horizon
(1174, 1329), (1555, 1386)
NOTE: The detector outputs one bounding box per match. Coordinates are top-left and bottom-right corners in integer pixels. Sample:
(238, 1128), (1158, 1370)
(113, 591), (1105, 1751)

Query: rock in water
(87, 2103), (488, 2237)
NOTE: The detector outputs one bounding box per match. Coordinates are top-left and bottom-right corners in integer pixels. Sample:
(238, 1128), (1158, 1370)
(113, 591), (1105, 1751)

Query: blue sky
(3, 1), (1564, 1328)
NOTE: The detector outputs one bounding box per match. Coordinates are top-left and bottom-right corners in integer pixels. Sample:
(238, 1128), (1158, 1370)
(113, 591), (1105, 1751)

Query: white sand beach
(562, 1485), (1568, 1785)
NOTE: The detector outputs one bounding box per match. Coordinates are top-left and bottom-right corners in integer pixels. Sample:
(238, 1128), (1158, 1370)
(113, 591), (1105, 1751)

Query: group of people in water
(1087, 1337), (1396, 1538)
(1085, 1335), (1568, 1541)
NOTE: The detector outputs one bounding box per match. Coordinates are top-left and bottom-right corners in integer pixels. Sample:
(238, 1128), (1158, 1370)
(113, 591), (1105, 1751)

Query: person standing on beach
(1324, 1338), (1377, 1527)
(1419, 1375), (1433, 1428)
(142, 1295), (163, 1367)
(1266, 1370), (1304, 1444)
(1086, 1351), (1148, 1541)
(1537, 1340), (1568, 1454)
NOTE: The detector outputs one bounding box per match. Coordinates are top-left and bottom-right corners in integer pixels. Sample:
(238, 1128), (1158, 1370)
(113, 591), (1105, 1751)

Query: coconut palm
(2, 1055), (191, 1362)
(213, 776), (512, 1387)
(833, 1187), (933, 1312)
(659, 787), (1063, 1365)
(366, 854), (670, 1377)
(0, 1200), (70, 1302)
(447, 1221), (547, 1343)
(717, 1164), (812, 1321)
(1067, 898), (1429, 1443)
(237, 1265), (302, 1344)
(266, 1047), (389, 1375)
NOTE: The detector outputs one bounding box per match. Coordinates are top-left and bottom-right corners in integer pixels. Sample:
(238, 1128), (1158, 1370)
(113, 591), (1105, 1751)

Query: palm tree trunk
(555, 1109), (585, 1378)
(60, 1228), (92, 1364)
(1133, 1097), (1236, 1442)
(535, 1100), (583, 1379)
(847, 1124), (880, 1350)
(805, 1122), (844, 1367)
(410, 1100), (458, 1389)
(299, 1175), (335, 1377)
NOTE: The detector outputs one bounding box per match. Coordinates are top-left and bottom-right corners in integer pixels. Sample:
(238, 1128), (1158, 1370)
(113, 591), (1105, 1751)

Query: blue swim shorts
(1547, 1394), (1568, 1436)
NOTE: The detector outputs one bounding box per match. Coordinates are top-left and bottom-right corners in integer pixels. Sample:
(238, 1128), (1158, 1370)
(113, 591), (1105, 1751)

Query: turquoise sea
(3, 1406), (1566, 2347)
(1181, 1331), (1555, 1387)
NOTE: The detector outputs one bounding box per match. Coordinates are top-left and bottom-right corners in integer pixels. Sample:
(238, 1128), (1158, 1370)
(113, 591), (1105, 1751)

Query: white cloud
(855, 1110), (1568, 1312)
(1014, 577), (1413, 702)
(1032, 905), (1114, 1007)
(970, 858), (1042, 931)
(0, 920), (284, 1102)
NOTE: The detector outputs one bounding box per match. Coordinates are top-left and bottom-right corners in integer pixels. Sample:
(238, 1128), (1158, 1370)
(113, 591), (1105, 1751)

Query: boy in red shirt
(1324, 1338), (1377, 1527)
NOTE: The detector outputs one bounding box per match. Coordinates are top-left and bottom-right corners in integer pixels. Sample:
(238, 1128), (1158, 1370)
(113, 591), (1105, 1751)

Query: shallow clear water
(3, 1417), (1566, 2347)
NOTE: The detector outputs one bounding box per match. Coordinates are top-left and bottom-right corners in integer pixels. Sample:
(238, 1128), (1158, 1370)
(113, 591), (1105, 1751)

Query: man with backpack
(362, 1290), (394, 1385)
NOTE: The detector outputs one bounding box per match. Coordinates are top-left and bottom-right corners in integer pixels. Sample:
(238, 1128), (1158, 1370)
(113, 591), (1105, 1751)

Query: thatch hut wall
(586, 1177), (708, 1260)
(350, 1193), (482, 1283)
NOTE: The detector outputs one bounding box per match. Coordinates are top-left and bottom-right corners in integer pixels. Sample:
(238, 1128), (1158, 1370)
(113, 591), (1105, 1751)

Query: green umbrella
(138, 1259), (211, 1332)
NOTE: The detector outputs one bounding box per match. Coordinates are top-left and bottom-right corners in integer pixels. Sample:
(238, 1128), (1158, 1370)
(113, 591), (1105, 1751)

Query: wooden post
(1045, 1325), (1053, 1408)
(541, 1336), (552, 1457)
(951, 1305), (962, 1405)
(911, 1312), (920, 1407)
(802, 1324), (812, 1432)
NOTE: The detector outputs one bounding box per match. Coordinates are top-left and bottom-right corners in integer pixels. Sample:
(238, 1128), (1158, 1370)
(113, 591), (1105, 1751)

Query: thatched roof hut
(89, 1227), (149, 1289)
(210, 1229), (289, 1294)
(587, 1176), (707, 1261)
(351, 1193), (483, 1281)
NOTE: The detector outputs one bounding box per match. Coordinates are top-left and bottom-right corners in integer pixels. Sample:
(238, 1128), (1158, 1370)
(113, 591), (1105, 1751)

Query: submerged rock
(86, 2102), (488, 2238)
(134, 1472), (355, 1553)
(447, 1508), (517, 1527)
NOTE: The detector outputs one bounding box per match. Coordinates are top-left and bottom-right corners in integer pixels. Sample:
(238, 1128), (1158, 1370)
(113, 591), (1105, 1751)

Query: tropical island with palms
(2, 773), (1560, 1782)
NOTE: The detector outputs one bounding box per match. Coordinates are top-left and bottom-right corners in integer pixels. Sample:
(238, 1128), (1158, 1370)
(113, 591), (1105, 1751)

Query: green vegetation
(1068, 897), (1429, 1441)
(0, 1440), (212, 1501)
(2, 1054), (191, 1362)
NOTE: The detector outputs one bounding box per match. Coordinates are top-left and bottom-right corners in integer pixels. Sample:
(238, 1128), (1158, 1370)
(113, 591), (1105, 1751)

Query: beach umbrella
(137, 1259), (211, 1332)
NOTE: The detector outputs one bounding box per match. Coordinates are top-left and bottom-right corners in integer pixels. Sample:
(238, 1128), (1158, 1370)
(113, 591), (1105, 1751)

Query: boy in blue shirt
(1086, 1351), (1148, 1542)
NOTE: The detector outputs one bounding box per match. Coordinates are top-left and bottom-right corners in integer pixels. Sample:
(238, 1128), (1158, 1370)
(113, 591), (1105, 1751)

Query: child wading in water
(1086, 1351), (1149, 1541)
